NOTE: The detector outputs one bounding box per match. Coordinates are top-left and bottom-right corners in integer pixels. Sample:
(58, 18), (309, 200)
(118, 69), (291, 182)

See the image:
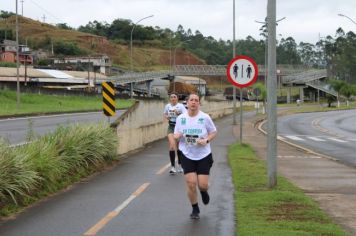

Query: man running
(163, 93), (187, 174)
(174, 94), (217, 219)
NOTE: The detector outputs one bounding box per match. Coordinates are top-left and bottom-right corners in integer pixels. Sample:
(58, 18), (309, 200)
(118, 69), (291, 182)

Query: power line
(29, 0), (63, 23)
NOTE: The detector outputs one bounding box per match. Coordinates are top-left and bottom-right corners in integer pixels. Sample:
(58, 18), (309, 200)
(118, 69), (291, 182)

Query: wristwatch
(206, 139), (210, 143)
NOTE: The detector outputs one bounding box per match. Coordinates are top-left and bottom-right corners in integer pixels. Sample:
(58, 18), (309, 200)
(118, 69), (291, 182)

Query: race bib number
(168, 110), (177, 118)
(185, 134), (199, 146)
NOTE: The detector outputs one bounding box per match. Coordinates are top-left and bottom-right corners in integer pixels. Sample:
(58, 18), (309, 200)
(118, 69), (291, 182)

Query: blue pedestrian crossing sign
(226, 55), (258, 88)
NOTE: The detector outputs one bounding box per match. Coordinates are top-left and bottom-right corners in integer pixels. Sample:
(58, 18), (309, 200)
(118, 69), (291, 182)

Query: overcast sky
(1, 0), (356, 44)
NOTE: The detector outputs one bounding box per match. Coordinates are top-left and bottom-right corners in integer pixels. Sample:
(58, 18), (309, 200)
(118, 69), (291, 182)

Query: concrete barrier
(112, 98), (253, 155)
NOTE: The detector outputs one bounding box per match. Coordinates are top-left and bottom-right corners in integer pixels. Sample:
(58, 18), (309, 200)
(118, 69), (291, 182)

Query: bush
(53, 40), (88, 56)
(0, 140), (40, 204)
(0, 61), (17, 68)
(0, 123), (117, 212)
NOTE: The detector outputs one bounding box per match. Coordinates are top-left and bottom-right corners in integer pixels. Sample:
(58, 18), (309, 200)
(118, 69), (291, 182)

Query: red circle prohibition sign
(226, 55), (259, 88)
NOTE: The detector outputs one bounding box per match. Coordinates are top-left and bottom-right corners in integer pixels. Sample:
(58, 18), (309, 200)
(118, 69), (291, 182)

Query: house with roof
(0, 39), (33, 65)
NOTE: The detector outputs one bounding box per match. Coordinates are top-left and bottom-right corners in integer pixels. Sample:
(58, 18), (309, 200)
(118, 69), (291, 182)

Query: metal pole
(338, 13), (356, 25)
(232, 0), (237, 125)
(239, 88), (243, 143)
(16, 0), (20, 109)
(267, 0), (277, 188)
(130, 15), (153, 98)
(173, 39), (190, 94)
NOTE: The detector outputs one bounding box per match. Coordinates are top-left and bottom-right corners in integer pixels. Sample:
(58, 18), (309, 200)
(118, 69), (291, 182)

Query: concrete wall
(113, 99), (253, 155)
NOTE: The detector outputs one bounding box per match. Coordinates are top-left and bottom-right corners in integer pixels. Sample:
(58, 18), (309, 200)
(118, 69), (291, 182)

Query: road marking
(285, 135), (304, 141)
(328, 138), (348, 143)
(307, 137), (326, 142)
(156, 163), (171, 175)
(83, 182), (150, 236)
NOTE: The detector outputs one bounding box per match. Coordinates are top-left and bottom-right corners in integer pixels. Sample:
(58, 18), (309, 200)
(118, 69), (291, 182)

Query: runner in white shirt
(163, 93), (187, 174)
(174, 93), (217, 219)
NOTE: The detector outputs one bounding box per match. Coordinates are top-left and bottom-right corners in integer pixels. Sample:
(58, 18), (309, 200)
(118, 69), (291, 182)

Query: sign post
(102, 82), (116, 123)
(226, 55), (258, 143)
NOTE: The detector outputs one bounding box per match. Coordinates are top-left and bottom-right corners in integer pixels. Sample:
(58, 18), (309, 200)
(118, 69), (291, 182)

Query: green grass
(0, 90), (134, 116)
(0, 123), (118, 217)
(228, 143), (349, 236)
(277, 102), (356, 113)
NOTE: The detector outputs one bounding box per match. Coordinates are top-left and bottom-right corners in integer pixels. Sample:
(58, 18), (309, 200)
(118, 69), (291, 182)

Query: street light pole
(255, 16), (285, 113)
(172, 39), (191, 93)
(338, 13), (356, 25)
(267, 0), (277, 188)
(130, 14), (153, 98)
(16, 0), (20, 109)
(232, 0), (237, 126)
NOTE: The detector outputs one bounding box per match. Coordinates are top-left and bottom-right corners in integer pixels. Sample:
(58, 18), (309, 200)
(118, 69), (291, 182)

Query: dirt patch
(268, 202), (328, 223)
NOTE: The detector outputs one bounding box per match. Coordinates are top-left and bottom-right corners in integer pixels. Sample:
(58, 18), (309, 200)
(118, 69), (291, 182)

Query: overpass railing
(107, 64), (317, 85)
(306, 80), (337, 97)
(282, 69), (327, 84)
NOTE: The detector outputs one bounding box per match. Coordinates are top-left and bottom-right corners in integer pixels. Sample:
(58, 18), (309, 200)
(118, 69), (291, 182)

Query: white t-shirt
(174, 111), (217, 160)
(164, 103), (187, 125)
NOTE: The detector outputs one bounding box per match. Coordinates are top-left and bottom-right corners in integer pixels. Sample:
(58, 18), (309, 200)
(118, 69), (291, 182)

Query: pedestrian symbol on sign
(226, 55), (258, 88)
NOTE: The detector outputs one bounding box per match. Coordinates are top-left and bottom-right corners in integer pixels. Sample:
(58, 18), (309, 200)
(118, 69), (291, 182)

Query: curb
(256, 119), (340, 163)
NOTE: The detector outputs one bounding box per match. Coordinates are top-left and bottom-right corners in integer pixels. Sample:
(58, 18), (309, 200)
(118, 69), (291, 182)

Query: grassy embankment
(0, 90), (133, 217)
(228, 143), (349, 236)
(0, 90), (134, 116)
(0, 123), (118, 217)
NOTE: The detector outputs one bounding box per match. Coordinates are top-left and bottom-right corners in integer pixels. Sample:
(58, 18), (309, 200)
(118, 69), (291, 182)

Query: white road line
(285, 135), (304, 141)
(307, 137), (326, 142)
(328, 138), (348, 143)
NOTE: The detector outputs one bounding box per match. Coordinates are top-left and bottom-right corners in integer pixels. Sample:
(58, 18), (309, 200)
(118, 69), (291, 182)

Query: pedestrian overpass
(103, 65), (335, 101)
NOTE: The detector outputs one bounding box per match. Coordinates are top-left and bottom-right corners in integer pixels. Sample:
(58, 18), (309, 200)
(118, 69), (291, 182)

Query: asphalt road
(277, 109), (356, 166)
(0, 111), (124, 145)
(0, 115), (238, 236)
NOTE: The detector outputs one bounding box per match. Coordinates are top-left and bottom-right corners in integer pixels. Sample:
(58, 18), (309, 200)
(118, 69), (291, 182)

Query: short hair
(187, 93), (200, 101)
(169, 93), (178, 98)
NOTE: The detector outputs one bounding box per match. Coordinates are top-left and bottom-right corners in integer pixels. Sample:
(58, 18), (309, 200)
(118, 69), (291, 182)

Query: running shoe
(169, 166), (177, 174)
(177, 165), (184, 173)
(190, 211), (200, 219)
(200, 191), (210, 205)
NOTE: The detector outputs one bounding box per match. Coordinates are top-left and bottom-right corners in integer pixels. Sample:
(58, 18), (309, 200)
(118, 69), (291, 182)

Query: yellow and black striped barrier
(102, 82), (116, 116)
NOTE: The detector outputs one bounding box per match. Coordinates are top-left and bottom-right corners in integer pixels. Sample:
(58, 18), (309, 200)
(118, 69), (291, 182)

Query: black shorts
(167, 124), (175, 134)
(181, 152), (214, 175)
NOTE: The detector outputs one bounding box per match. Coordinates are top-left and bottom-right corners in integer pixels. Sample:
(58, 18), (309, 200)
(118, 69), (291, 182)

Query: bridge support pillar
(130, 82), (134, 98)
(287, 87), (291, 104)
(299, 87), (304, 102)
(146, 80), (152, 97)
(310, 91), (316, 102)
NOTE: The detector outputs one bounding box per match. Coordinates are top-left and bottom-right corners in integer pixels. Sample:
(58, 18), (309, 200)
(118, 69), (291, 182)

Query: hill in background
(0, 15), (205, 72)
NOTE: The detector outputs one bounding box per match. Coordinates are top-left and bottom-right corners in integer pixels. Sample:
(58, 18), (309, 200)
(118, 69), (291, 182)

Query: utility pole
(16, 0), (20, 109)
(87, 56), (91, 87)
(267, 0), (277, 188)
(42, 15), (46, 23)
(232, 0), (237, 125)
(20, 0), (24, 16)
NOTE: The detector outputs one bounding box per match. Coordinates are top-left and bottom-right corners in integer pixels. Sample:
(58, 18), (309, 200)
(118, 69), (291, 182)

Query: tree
(340, 84), (356, 106)
(252, 82), (267, 114)
(329, 79), (347, 107)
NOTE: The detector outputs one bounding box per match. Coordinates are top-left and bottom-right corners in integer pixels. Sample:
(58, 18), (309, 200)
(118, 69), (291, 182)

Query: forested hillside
(1, 10), (356, 83)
